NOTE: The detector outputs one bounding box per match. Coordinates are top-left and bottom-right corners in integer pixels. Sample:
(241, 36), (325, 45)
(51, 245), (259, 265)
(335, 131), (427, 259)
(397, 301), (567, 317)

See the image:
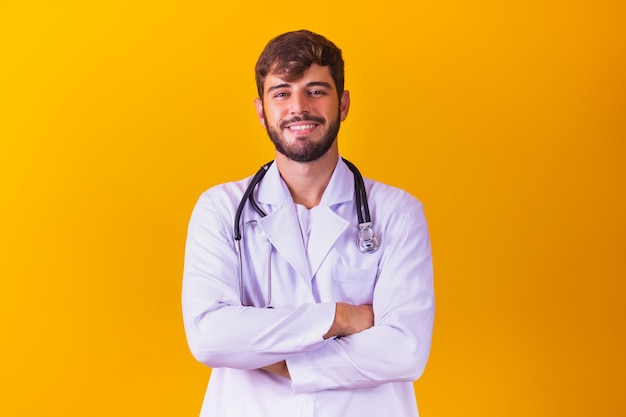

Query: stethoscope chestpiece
(357, 222), (380, 253)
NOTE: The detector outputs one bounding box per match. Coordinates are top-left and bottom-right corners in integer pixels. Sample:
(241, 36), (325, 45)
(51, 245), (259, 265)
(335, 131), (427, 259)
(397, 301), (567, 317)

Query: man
(182, 30), (434, 417)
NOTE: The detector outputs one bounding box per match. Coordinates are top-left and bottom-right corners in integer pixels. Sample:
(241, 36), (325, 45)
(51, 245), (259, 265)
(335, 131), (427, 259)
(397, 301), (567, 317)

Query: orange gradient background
(1, 1), (625, 416)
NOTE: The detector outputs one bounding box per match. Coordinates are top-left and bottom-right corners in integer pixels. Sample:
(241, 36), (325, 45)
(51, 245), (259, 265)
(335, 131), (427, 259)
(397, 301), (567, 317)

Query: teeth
(289, 124), (316, 131)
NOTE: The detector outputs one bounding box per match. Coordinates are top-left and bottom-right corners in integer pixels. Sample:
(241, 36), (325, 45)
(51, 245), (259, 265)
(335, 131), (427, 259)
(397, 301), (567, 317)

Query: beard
(264, 111), (341, 163)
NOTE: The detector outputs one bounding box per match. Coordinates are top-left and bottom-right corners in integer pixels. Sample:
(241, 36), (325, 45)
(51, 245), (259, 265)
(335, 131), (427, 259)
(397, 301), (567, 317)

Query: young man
(182, 30), (434, 417)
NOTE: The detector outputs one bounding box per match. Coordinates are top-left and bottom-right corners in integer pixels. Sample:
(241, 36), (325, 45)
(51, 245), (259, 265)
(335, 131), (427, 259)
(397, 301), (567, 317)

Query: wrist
(323, 302), (346, 339)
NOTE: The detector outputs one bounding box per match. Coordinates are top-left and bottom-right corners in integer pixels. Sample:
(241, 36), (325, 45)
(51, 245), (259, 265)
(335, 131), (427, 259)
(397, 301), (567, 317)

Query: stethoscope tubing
(341, 158), (371, 224)
(235, 232), (272, 307)
(233, 158), (380, 307)
(234, 161), (274, 241)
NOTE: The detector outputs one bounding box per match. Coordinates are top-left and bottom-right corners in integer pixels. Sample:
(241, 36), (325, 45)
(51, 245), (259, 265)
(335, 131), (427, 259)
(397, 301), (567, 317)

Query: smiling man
(256, 63), (347, 165)
(182, 30), (435, 417)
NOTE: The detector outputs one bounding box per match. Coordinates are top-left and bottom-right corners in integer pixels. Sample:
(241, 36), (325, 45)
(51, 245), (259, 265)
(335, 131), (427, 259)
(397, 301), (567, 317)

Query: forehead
(264, 64), (336, 91)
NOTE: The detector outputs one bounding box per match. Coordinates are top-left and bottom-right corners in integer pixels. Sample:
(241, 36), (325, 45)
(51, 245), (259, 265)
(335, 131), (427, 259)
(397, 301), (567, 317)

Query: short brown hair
(255, 30), (345, 99)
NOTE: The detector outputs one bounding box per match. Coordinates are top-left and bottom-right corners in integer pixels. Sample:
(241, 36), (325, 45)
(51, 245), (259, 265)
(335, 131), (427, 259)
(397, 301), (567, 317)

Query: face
(255, 64), (350, 163)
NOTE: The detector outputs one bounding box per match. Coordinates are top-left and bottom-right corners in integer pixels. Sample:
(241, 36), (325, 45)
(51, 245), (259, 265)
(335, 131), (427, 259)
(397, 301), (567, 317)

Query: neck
(275, 148), (338, 209)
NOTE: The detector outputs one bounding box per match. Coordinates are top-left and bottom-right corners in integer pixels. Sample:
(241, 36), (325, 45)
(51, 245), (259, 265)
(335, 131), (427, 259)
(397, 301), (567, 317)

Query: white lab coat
(182, 157), (434, 417)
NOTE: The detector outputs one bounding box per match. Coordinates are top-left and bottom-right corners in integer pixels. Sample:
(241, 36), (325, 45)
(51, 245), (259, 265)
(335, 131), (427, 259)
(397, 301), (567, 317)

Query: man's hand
(260, 360), (290, 379)
(258, 304), (373, 377)
(323, 303), (374, 339)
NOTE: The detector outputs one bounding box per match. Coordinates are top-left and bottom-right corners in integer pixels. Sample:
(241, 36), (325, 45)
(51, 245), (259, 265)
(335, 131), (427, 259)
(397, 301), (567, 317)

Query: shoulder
(190, 175), (252, 222)
(362, 177), (428, 236)
(365, 178), (423, 211)
(200, 175), (251, 205)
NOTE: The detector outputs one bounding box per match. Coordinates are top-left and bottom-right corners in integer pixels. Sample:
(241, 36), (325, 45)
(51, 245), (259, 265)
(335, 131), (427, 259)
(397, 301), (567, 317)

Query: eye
(309, 89), (327, 97)
(273, 91), (288, 98)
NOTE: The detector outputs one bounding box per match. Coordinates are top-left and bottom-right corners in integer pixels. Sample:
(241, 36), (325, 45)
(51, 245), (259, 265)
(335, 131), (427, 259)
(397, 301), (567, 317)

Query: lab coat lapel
(255, 158), (355, 280)
(258, 206), (310, 281)
(308, 159), (354, 277)
(256, 164), (310, 281)
(307, 207), (349, 277)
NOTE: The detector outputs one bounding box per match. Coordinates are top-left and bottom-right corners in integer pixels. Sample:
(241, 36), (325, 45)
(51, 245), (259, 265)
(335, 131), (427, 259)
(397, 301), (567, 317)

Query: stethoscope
(233, 158), (380, 306)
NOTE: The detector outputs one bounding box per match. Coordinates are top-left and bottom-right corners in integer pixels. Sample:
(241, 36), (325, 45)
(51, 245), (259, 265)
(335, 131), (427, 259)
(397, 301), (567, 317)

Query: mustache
(279, 115), (325, 129)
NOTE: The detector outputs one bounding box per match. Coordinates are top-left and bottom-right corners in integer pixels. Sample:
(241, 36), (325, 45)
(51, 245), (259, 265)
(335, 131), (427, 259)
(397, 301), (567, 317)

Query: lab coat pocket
(333, 264), (378, 304)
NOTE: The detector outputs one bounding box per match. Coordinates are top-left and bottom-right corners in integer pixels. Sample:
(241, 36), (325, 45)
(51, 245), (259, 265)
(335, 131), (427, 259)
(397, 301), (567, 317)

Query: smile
(288, 124), (317, 131)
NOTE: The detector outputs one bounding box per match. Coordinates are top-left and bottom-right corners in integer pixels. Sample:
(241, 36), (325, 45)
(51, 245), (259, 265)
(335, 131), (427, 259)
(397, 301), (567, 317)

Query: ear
(254, 98), (266, 128)
(339, 90), (350, 122)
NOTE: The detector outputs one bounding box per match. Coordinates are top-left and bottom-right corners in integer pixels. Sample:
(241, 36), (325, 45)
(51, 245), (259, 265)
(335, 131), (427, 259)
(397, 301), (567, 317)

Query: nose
(289, 92), (310, 114)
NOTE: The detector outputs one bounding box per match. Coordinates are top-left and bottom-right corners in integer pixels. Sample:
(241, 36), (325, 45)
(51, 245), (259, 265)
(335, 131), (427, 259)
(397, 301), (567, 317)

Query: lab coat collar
(256, 155), (355, 207)
(255, 156), (353, 281)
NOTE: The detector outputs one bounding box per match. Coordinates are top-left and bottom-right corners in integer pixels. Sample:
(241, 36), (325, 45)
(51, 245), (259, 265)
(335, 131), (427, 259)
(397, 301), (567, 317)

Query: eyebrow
(266, 81), (333, 93)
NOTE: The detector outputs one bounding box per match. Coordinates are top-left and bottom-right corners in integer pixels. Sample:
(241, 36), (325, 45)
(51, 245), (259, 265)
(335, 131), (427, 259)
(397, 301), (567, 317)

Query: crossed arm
(183, 192), (434, 392)
(260, 303), (375, 378)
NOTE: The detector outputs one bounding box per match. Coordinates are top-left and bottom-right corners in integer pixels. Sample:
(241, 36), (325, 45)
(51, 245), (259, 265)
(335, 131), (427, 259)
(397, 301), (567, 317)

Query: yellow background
(1, 1), (624, 416)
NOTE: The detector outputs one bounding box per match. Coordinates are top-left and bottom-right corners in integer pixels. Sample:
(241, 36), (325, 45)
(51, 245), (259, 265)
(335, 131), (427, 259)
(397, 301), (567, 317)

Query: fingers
(350, 304), (374, 334)
(260, 361), (290, 379)
(324, 303), (374, 339)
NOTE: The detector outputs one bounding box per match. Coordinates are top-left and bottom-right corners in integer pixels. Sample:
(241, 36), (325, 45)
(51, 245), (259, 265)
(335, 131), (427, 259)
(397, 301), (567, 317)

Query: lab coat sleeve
(287, 201), (435, 393)
(182, 190), (336, 370)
